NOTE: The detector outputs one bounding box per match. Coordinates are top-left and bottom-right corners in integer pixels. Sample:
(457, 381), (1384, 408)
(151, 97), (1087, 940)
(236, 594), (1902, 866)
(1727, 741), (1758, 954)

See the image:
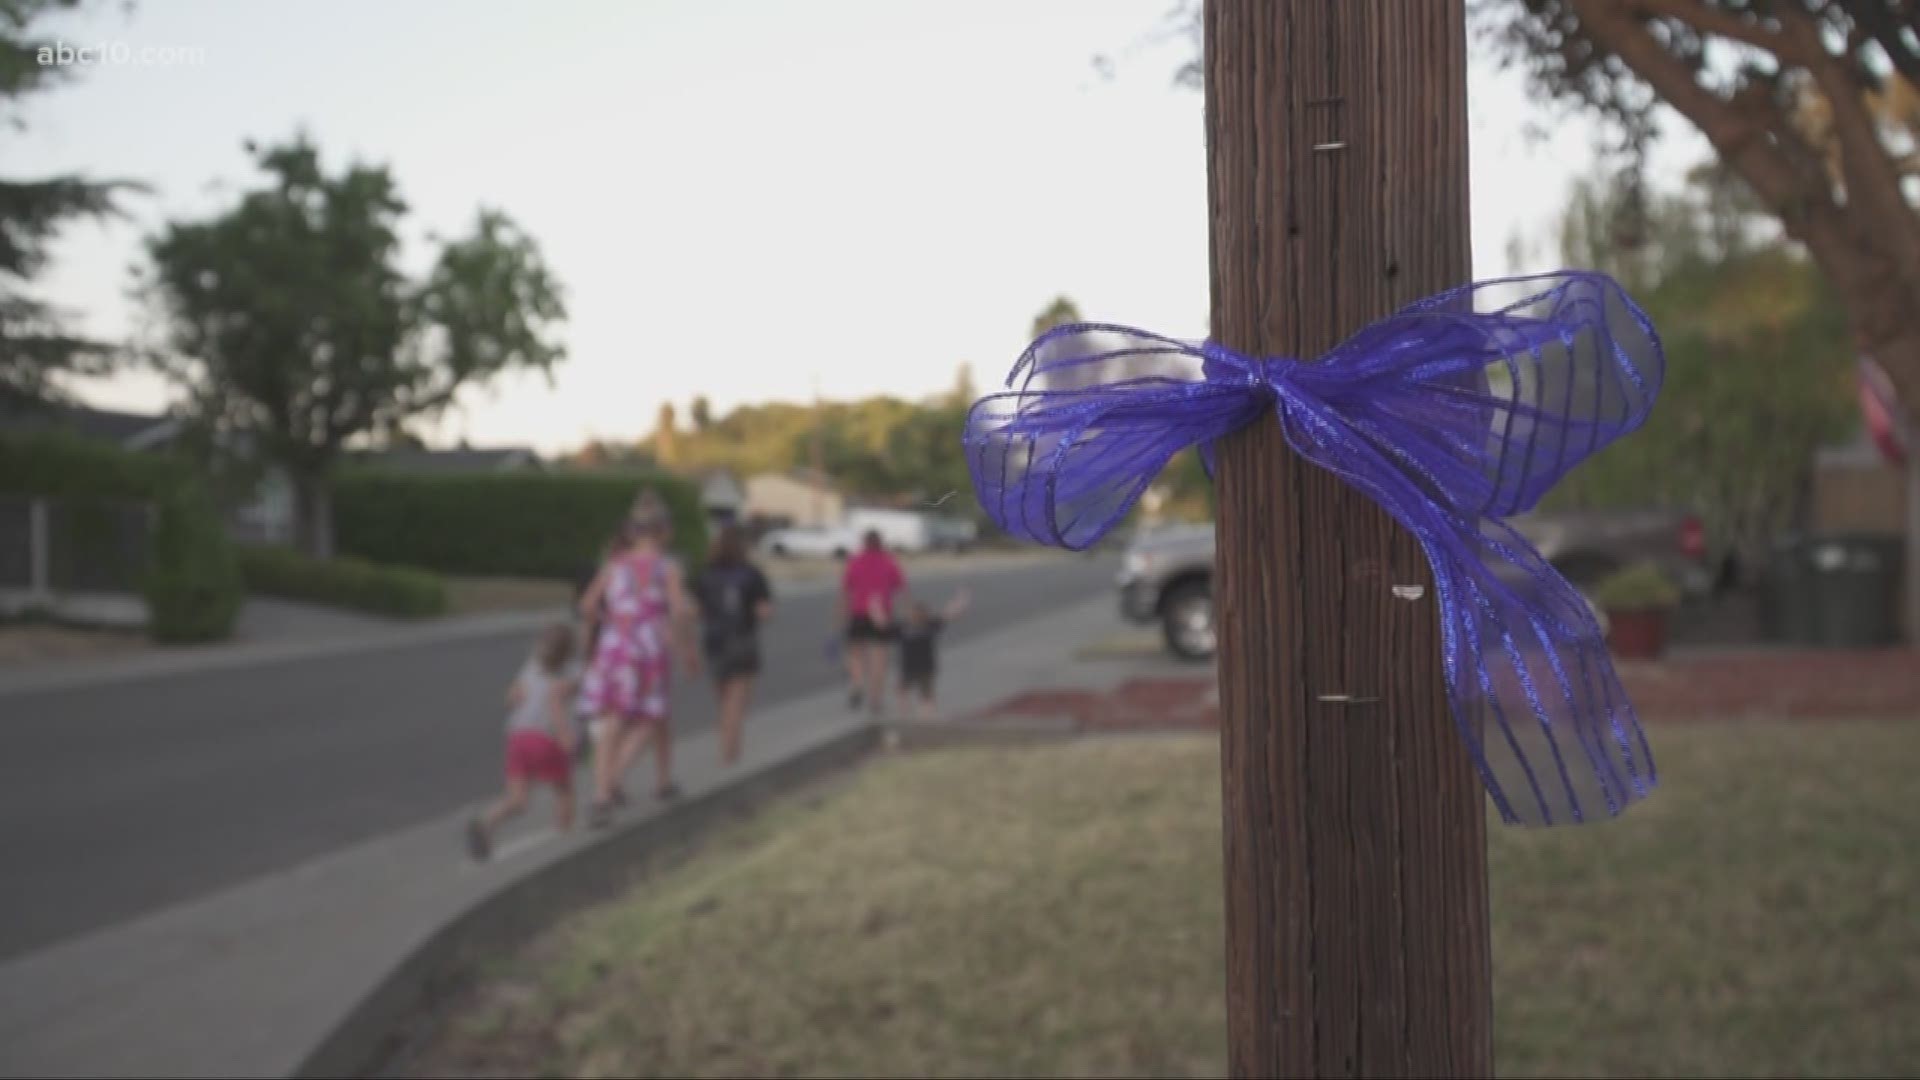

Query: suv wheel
(1161, 580), (1216, 661)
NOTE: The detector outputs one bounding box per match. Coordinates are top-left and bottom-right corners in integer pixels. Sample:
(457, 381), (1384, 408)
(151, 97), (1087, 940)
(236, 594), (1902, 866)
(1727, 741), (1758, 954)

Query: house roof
(356, 447), (540, 473)
(0, 399), (178, 447)
(784, 466), (839, 490)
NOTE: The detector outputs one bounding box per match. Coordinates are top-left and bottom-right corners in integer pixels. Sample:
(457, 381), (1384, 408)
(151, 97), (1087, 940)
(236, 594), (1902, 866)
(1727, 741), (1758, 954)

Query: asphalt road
(0, 553), (1117, 964)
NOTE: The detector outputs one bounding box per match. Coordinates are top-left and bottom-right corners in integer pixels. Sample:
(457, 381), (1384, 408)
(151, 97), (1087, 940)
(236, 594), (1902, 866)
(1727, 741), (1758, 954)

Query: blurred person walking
(839, 529), (904, 717)
(891, 588), (970, 720)
(577, 492), (699, 827)
(467, 622), (579, 860)
(691, 524), (774, 766)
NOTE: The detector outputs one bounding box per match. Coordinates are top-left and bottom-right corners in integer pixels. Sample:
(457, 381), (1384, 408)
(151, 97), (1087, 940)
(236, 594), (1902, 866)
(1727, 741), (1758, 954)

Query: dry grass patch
(409, 722), (1920, 1079)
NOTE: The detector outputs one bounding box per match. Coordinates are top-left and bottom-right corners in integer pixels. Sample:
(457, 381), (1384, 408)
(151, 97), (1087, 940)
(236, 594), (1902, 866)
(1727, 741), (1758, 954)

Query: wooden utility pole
(1206, 2), (1493, 1076)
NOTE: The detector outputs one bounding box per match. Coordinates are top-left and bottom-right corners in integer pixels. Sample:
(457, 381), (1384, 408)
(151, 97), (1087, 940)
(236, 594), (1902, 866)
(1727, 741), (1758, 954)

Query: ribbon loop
(962, 270), (1667, 826)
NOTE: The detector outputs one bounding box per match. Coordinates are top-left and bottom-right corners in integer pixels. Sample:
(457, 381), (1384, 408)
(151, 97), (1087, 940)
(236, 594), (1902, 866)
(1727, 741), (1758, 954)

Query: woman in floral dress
(577, 491), (698, 826)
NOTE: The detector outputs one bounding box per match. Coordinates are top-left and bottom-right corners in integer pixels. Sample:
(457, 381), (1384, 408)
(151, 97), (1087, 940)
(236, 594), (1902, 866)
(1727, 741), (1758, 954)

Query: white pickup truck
(758, 525), (861, 559)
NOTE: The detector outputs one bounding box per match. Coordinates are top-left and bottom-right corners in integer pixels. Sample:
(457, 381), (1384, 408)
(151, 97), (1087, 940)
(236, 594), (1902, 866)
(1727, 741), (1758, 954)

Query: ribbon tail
(1276, 385), (1656, 825)
(1423, 517), (1657, 826)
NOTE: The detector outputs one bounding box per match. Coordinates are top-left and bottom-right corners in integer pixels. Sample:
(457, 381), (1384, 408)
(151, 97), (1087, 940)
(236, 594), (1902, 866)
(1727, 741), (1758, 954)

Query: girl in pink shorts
(467, 623), (578, 860)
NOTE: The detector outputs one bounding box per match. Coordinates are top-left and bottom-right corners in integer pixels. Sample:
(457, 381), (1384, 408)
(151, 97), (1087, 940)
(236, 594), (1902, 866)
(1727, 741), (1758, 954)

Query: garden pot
(1605, 607), (1670, 660)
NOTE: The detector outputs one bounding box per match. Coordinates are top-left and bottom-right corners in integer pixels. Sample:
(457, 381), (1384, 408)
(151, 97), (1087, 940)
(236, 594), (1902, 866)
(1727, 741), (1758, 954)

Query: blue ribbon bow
(964, 271), (1665, 826)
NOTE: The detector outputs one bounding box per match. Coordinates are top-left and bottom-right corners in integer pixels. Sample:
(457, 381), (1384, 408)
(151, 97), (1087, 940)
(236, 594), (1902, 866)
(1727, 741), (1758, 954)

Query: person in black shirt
(691, 525), (774, 766)
(892, 588), (969, 719)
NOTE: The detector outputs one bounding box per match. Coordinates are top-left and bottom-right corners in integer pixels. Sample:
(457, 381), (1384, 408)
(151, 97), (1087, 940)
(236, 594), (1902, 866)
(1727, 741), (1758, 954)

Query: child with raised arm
(468, 622), (578, 860)
(893, 587), (970, 720)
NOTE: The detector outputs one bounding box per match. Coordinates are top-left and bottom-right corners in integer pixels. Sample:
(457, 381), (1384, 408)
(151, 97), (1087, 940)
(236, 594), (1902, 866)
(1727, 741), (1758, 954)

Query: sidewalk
(0, 592), (1121, 1078)
(0, 554), (1045, 699)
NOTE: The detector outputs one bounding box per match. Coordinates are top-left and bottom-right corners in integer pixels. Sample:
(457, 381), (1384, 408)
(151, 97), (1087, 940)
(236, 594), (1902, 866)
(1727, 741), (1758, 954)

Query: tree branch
(1626, 0), (1795, 57)
(1571, 0), (1808, 212)
(1566, 0), (1892, 304)
(1846, 0), (1920, 89)
(1779, 5), (1920, 284)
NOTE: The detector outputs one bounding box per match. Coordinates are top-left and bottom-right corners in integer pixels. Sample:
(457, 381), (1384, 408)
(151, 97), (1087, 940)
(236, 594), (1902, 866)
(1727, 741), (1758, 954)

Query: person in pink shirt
(839, 529), (904, 717)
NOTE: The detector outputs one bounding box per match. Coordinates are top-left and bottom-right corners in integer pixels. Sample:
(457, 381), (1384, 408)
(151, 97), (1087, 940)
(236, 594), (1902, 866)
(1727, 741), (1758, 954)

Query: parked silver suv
(1118, 510), (1714, 660)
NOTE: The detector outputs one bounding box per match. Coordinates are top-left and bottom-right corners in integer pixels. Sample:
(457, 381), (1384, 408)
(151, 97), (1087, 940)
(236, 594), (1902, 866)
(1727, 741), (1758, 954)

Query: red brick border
(967, 649), (1920, 731)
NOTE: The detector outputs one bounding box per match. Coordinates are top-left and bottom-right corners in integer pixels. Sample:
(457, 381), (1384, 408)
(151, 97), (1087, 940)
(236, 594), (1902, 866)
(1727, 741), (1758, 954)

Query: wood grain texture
(1203, 2), (1494, 1076)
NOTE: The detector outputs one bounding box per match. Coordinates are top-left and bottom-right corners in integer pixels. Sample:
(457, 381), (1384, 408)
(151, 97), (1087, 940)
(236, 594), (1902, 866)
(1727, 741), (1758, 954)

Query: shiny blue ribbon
(964, 271), (1665, 826)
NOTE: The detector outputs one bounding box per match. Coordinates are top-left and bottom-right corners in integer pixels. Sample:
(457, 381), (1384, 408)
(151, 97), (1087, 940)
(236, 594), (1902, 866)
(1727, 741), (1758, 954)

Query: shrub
(1592, 561), (1683, 611)
(0, 430), (185, 498)
(145, 486), (245, 643)
(334, 469), (708, 579)
(1, 433), (243, 643)
(238, 546), (447, 618)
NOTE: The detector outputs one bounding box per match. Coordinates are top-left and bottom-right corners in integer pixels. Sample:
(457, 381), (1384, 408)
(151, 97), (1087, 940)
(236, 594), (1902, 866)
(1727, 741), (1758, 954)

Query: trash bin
(1803, 533), (1904, 648)
(1762, 534), (1815, 644)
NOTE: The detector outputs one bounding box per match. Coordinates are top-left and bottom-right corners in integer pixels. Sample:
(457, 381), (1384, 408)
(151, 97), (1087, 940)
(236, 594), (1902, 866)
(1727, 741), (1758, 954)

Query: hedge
(0, 433), (243, 643)
(237, 546), (447, 618)
(334, 469), (708, 579)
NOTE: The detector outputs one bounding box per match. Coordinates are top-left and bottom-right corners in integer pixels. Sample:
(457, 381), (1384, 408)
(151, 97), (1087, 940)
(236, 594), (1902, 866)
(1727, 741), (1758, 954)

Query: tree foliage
(950, 361), (977, 406)
(1164, 1), (1920, 413)
(650, 382), (1210, 529)
(1, 0), (145, 404)
(1472, 0), (1920, 413)
(1029, 295), (1084, 342)
(654, 400), (678, 465)
(141, 135), (566, 554)
(632, 391), (972, 518)
(1544, 163), (1858, 564)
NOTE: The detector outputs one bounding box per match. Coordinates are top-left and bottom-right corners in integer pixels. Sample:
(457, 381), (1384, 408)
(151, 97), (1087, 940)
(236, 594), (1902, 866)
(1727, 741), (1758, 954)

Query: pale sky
(17, 0), (1703, 454)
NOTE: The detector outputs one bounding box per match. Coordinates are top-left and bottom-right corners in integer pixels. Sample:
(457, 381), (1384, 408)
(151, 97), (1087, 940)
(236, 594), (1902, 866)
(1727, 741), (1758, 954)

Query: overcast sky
(17, 0), (1703, 453)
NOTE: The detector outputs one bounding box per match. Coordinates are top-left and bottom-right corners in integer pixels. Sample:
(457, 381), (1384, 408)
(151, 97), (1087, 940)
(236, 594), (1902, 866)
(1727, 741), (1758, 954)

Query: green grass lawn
(410, 722), (1920, 1079)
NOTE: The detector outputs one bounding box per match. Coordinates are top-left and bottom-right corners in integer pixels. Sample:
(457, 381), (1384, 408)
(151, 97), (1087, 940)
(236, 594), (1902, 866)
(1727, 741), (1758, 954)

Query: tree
(690, 394), (711, 431)
(1029, 295), (1100, 392)
(1557, 159), (1770, 294)
(949, 361), (977, 406)
(653, 401), (678, 466)
(143, 135), (567, 556)
(568, 439), (655, 470)
(1028, 295), (1083, 342)
(1164, 1), (1920, 413)
(2, 0), (145, 404)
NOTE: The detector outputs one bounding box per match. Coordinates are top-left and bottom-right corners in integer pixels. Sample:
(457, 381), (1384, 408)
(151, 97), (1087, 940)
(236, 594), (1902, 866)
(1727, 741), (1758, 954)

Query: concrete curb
(295, 721), (881, 1080)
